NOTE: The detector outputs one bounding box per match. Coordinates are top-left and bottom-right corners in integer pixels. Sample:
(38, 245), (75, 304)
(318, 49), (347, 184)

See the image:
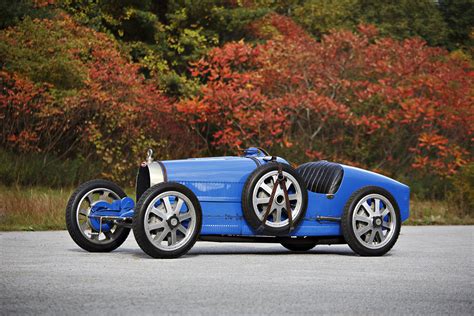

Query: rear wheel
(341, 186), (401, 256)
(133, 182), (202, 259)
(65, 179), (130, 252)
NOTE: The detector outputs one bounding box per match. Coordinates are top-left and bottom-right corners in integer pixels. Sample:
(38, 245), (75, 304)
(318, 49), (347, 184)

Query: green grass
(0, 186), (472, 231)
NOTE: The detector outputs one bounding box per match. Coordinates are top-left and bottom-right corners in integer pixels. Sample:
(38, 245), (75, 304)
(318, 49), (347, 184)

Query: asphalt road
(1, 226), (473, 315)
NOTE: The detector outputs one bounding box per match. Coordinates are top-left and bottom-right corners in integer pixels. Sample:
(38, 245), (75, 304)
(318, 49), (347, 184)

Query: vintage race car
(66, 147), (409, 258)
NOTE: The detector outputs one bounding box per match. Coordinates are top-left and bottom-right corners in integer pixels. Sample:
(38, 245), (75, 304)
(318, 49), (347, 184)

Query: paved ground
(0, 226), (473, 315)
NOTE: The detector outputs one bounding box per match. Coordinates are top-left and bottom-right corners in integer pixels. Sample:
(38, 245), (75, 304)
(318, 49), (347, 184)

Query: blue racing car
(66, 147), (409, 258)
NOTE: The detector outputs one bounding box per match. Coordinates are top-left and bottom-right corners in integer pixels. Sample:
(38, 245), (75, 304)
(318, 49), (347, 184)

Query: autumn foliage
(0, 9), (472, 193)
(179, 15), (473, 178)
(0, 15), (177, 181)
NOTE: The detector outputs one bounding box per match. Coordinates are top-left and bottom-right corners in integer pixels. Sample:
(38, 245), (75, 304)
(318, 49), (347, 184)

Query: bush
(447, 163), (474, 217)
(180, 16), (473, 183)
(0, 14), (186, 184)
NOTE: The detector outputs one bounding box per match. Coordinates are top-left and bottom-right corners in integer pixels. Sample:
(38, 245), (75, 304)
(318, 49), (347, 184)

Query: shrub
(0, 14), (182, 184)
(179, 15), (473, 183)
(447, 163), (474, 216)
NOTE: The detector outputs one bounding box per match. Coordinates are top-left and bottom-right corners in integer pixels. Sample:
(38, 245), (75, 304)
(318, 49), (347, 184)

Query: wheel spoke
(100, 191), (110, 201)
(173, 198), (184, 215)
(377, 228), (385, 242)
(256, 197), (270, 204)
(79, 208), (88, 217)
(170, 230), (177, 245)
(374, 199), (381, 214)
(148, 221), (164, 231)
(260, 183), (273, 195)
(382, 221), (391, 230)
(381, 208), (390, 218)
(354, 215), (370, 223)
(162, 196), (173, 213)
(178, 212), (192, 221)
(361, 202), (373, 216)
(367, 230), (377, 244)
(273, 208), (282, 223)
(80, 221), (89, 232)
(85, 194), (94, 206)
(154, 228), (169, 243)
(150, 206), (166, 219)
(177, 224), (188, 235)
(357, 225), (371, 236)
(288, 194), (298, 201)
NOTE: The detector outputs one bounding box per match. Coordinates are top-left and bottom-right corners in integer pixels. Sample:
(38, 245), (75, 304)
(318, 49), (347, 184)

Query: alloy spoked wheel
(133, 182), (202, 259)
(242, 163), (308, 236)
(144, 191), (196, 251)
(342, 187), (401, 256)
(76, 188), (122, 243)
(66, 179), (131, 252)
(252, 170), (303, 228)
(352, 194), (396, 249)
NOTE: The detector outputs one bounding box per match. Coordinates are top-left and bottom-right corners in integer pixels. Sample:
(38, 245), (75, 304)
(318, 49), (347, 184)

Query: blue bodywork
(92, 151), (410, 237)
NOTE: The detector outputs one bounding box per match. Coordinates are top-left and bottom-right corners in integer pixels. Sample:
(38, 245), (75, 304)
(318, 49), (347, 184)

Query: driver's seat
(296, 161), (344, 195)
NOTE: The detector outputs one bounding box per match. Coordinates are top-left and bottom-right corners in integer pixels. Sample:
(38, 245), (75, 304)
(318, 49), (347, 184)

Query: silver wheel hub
(144, 191), (196, 251)
(352, 193), (397, 249)
(252, 170), (303, 228)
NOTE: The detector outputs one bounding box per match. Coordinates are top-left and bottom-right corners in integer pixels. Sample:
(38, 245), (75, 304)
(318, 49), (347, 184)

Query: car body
(66, 148), (410, 258)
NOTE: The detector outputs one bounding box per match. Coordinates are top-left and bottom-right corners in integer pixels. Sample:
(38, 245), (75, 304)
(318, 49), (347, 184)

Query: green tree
(0, 0), (51, 29)
(292, 0), (359, 38)
(291, 0), (449, 46)
(358, 0), (449, 46)
(438, 0), (474, 51)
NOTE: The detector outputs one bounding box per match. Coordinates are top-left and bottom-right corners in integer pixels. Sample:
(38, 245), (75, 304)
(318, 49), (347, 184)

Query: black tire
(242, 163), (308, 236)
(281, 241), (317, 252)
(341, 186), (401, 256)
(65, 179), (130, 252)
(133, 182), (202, 259)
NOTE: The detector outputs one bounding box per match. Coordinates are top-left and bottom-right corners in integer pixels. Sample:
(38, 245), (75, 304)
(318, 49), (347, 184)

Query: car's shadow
(68, 244), (359, 259)
(186, 246), (357, 257)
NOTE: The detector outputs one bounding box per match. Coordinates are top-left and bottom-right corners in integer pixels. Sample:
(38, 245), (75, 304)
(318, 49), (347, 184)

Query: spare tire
(242, 163), (308, 236)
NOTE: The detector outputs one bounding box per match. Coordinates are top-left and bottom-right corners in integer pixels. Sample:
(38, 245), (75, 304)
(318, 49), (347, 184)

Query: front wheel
(133, 182), (202, 259)
(65, 179), (130, 252)
(341, 186), (401, 256)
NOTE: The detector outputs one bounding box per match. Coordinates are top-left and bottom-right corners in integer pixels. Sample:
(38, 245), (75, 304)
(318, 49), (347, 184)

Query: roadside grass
(0, 186), (70, 231)
(407, 199), (473, 225)
(0, 186), (472, 231)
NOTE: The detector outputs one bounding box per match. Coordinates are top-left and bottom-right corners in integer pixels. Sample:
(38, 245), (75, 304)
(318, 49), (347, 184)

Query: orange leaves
(411, 133), (469, 176)
(180, 14), (472, 178)
(418, 133), (449, 149)
(33, 0), (55, 8)
(0, 71), (51, 152)
(0, 16), (180, 182)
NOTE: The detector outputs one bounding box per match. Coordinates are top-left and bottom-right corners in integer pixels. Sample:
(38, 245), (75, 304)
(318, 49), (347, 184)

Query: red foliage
(0, 15), (182, 181)
(179, 14), (473, 177)
(0, 71), (52, 151)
